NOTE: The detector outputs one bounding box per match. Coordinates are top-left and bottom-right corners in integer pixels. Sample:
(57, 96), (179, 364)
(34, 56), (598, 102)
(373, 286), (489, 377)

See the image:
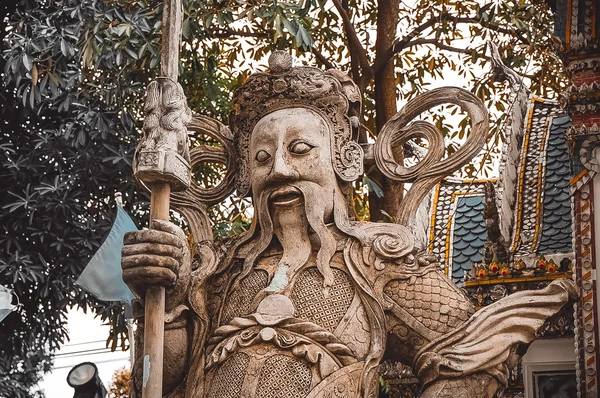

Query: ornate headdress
(230, 51), (364, 196)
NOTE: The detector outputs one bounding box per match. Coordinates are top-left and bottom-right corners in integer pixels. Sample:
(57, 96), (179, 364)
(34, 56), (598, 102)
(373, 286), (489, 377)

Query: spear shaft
(141, 0), (183, 396)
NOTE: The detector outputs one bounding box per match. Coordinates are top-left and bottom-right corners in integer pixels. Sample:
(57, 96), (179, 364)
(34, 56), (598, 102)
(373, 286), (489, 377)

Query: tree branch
(453, 16), (530, 45)
(208, 28), (270, 39)
(331, 0), (372, 87)
(312, 47), (336, 69)
(374, 12), (529, 74)
(407, 38), (491, 60)
(374, 15), (442, 73)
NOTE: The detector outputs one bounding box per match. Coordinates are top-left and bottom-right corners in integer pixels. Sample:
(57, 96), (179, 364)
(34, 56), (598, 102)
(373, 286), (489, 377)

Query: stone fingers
(124, 230), (183, 248)
(122, 243), (183, 261)
(151, 218), (187, 242)
(121, 221), (189, 291)
(122, 253), (180, 273)
(122, 266), (177, 288)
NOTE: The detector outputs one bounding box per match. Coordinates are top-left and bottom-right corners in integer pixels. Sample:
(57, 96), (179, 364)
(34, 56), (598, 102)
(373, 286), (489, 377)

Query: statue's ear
(335, 141), (364, 182)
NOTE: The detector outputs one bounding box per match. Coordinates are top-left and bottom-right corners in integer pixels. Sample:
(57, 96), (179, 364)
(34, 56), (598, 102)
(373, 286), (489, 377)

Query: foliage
(180, 0), (568, 178)
(0, 0), (566, 392)
(0, 0), (150, 394)
(108, 366), (131, 398)
(0, 351), (48, 398)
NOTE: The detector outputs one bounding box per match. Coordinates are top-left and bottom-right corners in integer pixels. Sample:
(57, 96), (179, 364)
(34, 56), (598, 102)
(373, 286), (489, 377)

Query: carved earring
(335, 141), (364, 182)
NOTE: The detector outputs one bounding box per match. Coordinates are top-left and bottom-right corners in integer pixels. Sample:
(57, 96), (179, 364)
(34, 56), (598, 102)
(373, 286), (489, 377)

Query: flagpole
(125, 303), (135, 369)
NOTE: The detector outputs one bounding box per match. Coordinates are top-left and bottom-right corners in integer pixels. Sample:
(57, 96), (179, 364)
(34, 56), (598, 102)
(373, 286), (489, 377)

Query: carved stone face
(250, 108), (338, 221)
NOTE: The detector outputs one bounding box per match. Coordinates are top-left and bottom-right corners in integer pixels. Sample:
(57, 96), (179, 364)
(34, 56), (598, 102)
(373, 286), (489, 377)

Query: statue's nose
(269, 151), (297, 182)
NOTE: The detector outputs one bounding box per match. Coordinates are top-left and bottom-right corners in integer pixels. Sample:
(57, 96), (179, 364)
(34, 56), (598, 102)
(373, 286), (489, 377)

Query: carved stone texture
(291, 267), (354, 333)
(123, 51), (578, 398)
(134, 77), (192, 191)
(538, 302), (575, 338)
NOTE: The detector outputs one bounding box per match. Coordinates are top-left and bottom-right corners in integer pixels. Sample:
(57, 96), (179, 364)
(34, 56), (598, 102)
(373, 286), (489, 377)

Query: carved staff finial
(268, 50), (293, 73)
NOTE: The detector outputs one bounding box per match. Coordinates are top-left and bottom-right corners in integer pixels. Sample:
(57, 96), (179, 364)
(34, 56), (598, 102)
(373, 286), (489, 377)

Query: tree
(0, 0), (148, 394)
(0, 0), (566, 393)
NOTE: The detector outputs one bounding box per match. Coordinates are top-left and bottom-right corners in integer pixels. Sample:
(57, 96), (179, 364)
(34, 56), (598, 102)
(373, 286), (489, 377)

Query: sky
(37, 308), (130, 397)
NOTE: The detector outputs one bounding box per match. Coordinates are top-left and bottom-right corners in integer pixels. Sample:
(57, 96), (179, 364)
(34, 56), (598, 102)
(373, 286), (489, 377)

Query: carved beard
(239, 181), (337, 287)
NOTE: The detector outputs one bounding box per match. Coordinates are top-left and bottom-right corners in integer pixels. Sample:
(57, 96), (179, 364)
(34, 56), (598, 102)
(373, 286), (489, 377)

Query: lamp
(67, 362), (108, 398)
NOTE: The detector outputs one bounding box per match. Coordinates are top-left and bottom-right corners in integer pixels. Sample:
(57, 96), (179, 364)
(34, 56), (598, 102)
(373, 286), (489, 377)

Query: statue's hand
(122, 219), (191, 311)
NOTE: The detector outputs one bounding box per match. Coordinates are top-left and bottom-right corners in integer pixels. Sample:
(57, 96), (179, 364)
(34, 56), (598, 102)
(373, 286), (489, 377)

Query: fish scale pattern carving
(384, 270), (475, 334)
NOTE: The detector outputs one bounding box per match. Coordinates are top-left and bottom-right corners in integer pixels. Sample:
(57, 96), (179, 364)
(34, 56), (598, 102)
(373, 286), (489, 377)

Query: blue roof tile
(537, 115), (573, 254)
(451, 195), (486, 284)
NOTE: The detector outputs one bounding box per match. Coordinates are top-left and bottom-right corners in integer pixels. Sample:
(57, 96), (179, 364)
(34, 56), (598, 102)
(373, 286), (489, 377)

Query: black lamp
(66, 362), (108, 398)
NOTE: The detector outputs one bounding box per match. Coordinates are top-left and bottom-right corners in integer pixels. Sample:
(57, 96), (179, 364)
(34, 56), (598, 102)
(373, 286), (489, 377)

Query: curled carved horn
(171, 114), (237, 243)
(374, 87), (489, 226)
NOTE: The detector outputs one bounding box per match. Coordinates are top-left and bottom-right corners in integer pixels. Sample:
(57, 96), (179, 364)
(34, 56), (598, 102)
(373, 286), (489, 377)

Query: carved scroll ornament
(375, 88), (489, 226)
(171, 114), (236, 243)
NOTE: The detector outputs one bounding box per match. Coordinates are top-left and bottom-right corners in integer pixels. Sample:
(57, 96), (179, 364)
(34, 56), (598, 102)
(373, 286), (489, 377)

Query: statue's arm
(382, 259), (577, 398)
(381, 264), (500, 397)
(381, 262), (475, 369)
(122, 219), (193, 396)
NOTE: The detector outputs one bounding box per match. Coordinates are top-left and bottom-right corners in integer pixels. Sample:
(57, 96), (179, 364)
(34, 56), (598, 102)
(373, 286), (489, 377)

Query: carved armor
(204, 253), (364, 398)
(170, 230), (494, 398)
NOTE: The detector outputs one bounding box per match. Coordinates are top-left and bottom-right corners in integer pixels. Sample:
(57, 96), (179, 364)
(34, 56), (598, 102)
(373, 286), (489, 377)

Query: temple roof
(427, 98), (574, 284)
(537, 115), (573, 254)
(428, 179), (490, 284)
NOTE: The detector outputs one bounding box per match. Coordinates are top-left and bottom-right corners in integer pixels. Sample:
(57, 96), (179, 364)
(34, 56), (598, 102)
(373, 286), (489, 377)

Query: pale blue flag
(76, 206), (136, 303)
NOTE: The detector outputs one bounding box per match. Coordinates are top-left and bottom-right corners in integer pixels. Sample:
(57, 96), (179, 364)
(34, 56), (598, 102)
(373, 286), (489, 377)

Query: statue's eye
(289, 141), (314, 155)
(255, 150), (271, 163)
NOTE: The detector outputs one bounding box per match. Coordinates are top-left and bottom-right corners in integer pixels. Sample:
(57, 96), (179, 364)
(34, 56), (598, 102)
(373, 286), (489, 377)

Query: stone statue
(122, 51), (577, 398)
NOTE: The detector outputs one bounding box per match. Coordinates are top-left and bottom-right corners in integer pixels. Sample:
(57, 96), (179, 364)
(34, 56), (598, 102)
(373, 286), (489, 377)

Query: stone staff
(132, 0), (191, 395)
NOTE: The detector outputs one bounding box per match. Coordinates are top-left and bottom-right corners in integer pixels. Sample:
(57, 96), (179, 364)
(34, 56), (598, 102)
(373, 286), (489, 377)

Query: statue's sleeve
(413, 278), (577, 388)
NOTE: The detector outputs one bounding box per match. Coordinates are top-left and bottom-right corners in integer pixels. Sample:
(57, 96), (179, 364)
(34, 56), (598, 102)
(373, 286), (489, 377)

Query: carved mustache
(236, 182), (336, 287)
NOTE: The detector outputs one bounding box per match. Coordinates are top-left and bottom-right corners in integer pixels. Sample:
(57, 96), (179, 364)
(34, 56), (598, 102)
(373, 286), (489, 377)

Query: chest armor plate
(206, 259), (369, 398)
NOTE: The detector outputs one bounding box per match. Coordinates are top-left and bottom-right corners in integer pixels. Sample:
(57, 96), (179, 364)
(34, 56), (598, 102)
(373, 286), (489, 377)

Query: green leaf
(364, 176), (383, 198)
(22, 53), (32, 71)
(282, 17), (298, 35)
(274, 13), (284, 40)
(296, 24), (313, 48)
(205, 13), (214, 29)
(60, 38), (71, 57)
(124, 47), (138, 60)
